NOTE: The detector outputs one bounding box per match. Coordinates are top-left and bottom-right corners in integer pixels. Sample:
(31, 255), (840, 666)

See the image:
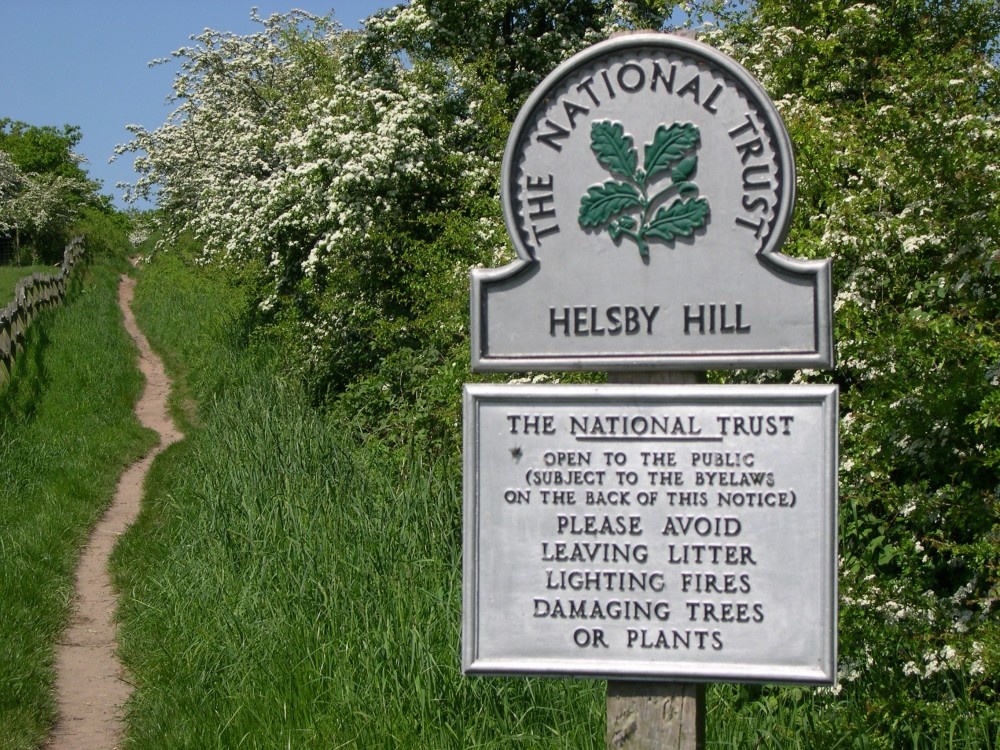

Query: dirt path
(45, 274), (182, 750)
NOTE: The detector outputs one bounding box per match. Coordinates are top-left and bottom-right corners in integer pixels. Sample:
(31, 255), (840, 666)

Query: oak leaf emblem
(579, 120), (710, 257)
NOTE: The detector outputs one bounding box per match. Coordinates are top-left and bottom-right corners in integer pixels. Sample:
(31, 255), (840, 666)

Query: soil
(44, 274), (182, 750)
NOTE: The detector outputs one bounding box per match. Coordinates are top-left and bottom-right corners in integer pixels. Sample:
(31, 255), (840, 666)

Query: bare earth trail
(45, 274), (182, 750)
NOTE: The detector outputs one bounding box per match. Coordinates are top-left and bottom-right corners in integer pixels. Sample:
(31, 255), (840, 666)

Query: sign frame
(462, 383), (838, 685)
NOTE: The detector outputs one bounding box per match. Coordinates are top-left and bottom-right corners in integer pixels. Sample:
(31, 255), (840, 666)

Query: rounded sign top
(502, 33), (795, 263)
(472, 33), (832, 372)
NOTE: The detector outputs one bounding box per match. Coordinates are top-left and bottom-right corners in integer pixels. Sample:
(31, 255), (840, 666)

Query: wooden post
(605, 370), (706, 750)
(607, 682), (705, 749)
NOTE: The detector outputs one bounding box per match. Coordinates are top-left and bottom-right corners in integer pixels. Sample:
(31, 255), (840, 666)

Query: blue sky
(0, 1), (391, 209)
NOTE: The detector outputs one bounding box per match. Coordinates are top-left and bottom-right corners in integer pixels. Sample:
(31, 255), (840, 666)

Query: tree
(0, 151), (26, 234)
(117, 9), (491, 396)
(119, 4), (679, 412)
(0, 118), (96, 260)
(0, 119), (88, 180)
(365, 0), (665, 107)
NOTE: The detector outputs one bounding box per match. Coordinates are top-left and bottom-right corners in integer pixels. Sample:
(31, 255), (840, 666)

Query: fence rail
(0, 237), (85, 385)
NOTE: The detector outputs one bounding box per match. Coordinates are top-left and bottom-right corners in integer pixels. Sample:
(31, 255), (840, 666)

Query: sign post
(606, 369), (705, 749)
(463, 33), (837, 748)
(606, 680), (704, 748)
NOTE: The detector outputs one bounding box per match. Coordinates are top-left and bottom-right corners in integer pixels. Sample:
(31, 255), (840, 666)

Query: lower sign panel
(462, 384), (838, 684)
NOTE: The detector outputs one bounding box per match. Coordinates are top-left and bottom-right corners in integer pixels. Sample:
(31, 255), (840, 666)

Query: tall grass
(0, 256), (153, 750)
(115, 250), (605, 748)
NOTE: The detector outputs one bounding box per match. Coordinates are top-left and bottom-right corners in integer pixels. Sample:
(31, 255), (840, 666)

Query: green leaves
(578, 119), (709, 257)
(590, 121), (638, 180)
(579, 181), (641, 228)
(646, 197), (710, 243)
(644, 123), (700, 181)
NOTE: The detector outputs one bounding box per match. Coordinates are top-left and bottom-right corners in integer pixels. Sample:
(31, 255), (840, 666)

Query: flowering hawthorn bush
(117, 4), (641, 411)
(0, 120), (96, 261)
(0, 151), (25, 236)
(703, 1), (1000, 742)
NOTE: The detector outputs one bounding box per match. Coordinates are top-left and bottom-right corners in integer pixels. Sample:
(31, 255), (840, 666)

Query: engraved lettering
(507, 414), (557, 435)
(536, 118), (571, 151)
(676, 74), (701, 103)
(562, 99), (590, 129)
(715, 415), (794, 436)
(650, 61), (676, 93)
(527, 193), (556, 220)
(703, 82), (724, 113)
(548, 305), (660, 337)
(626, 628), (724, 650)
(683, 304), (751, 334)
(734, 215), (768, 238)
(617, 62), (646, 92)
(742, 164), (772, 190)
(576, 76), (601, 106)
(600, 69), (616, 99)
(735, 137), (765, 164)
(568, 415), (702, 437)
(555, 513), (643, 536)
(525, 173), (560, 243)
(728, 112), (759, 139)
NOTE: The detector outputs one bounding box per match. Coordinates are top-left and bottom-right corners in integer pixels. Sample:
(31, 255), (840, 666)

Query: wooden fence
(0, 237), (85, 385)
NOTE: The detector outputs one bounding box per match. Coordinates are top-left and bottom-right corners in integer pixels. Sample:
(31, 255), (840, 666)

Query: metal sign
(471, 34), (833, 371)
(462, 384), (838, 684)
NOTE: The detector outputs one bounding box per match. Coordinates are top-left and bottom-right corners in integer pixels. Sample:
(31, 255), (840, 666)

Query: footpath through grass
(114, 249), (605, 747)
(0, 255), (153, 750)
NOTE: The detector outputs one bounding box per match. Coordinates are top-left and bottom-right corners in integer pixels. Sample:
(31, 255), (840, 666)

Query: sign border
(462, 383), (839, 684)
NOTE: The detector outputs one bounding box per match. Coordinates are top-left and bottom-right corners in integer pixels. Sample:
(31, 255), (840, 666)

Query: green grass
(0, 265), (56, 306)
(115, 250), (606, 748)
(0, 256), (154, 749)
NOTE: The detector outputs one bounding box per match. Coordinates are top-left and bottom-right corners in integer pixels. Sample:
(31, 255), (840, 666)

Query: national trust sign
(471, 34), (833, 371)
(463, 34), (838, 686)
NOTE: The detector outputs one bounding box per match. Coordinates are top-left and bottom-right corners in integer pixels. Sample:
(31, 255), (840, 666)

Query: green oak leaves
(579, 120), (709, 257)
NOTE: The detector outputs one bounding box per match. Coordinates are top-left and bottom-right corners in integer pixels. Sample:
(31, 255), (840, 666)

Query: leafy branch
(579, 119), (709, 257)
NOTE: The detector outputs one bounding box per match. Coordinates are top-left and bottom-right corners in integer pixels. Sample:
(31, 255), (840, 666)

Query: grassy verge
(0, 255), (153, 750)
(115, 250), (605, 748)
(0, 265), (55, 306)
